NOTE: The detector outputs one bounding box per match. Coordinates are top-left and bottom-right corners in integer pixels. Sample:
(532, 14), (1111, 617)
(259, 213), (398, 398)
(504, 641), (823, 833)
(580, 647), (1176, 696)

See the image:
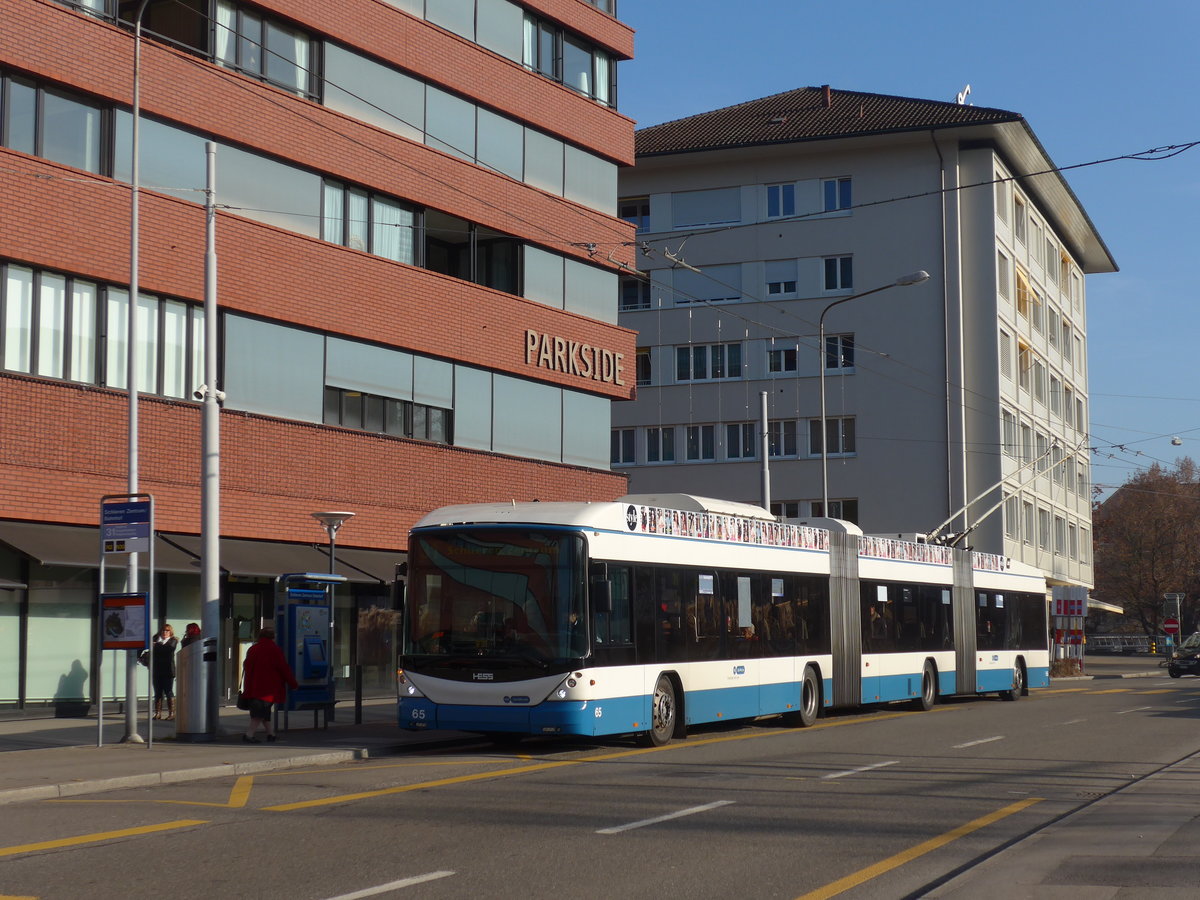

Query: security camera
(193, 384), (207, 400)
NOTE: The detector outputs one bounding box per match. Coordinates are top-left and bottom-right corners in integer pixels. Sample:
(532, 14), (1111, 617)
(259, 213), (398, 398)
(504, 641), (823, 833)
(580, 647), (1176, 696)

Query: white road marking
(1061, 718), (1086, 725)
(1116, 706), (1153, 714)
(320, 872), (455, 899)
(821, 760), (899, 781)
(596, 800), (735, 834)
(1174, 697), (1200, 703)
(952, 735), (1004, 749)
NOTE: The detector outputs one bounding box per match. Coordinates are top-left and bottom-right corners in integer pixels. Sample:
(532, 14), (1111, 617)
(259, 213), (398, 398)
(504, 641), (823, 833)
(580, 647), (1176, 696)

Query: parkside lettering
(525, 330), (624, 385)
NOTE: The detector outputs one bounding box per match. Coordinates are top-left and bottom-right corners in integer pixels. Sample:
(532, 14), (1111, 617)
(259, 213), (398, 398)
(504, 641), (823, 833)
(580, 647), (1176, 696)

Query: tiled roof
(636, 86), (1022, 156)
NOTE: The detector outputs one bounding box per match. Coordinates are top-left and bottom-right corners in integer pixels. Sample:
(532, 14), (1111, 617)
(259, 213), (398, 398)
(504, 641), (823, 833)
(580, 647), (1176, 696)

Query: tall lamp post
(311, 511), (355, 575)
(819, 270), (930, 512)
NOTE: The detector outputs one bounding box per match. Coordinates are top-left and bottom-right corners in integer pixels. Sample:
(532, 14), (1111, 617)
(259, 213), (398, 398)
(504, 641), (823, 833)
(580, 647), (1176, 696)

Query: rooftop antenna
(955, 84), (972, 105)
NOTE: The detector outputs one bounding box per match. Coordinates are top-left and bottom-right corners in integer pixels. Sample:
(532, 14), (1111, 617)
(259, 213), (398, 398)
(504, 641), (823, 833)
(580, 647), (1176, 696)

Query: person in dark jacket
(151, 624), (178, 720)
(180, 622), (201, 648)
(241, 625), (298, 743)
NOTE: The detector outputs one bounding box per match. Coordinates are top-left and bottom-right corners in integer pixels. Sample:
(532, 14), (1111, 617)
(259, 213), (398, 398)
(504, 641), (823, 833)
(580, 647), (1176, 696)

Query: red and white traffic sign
(1163, 617), (1181, 635)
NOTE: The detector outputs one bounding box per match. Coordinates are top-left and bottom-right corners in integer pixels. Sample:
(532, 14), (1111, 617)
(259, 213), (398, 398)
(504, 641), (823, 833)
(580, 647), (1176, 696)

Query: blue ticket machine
(274, 573), (345, 718)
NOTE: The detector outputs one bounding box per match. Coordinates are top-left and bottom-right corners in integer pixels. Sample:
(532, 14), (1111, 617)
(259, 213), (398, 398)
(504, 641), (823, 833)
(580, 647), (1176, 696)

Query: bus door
(590, 564), (635, 667)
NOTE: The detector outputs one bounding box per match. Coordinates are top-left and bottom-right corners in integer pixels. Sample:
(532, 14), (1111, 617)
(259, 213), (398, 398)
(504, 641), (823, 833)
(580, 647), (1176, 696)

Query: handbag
(237, 667), (250, 710)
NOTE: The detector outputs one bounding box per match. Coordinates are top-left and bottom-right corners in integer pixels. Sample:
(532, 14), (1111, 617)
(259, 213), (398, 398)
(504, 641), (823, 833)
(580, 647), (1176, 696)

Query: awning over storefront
(0, 522), (404, 584)
(0, 521), (199, 573)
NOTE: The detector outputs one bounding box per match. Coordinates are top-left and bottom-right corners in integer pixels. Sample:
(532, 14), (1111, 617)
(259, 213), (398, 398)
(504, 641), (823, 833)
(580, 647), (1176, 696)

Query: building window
(822, 177), (852, 212)
(635, 348), (651, 386)
(2, 261), (203, 400)
(823, 256), (853, 291)
(768, 420), (797, 457)
(619, 197), (650, 232)
(1017, 342), (1031, 392)
(771, 501), (800, 519)
(1035, 432), (1049, 473)
(726, 423), (756, 460)
(1068, 523), (1078, 559)
(685, 424), (715, 461)
(1002, 409), (1017, 457)
(1015, 268), (1030, 319)
(766, 183), (795, 219)
(646, 426), (674, 463)
(610, 428), (635, 465)
(1020, 424), (1033, 465)
(214, 1), (316, 97)
(322, 181), (417, 264)
(323, 386), (451, 444)
(1000, 329), (1012, 380)
(671, 187), (741, 228)
(765, 259), (797, 295)
(809, 417), (855, 456)
(1038, 508), (1050, 550)
(768, 347), (797, 373)
(1047, 307), (1060, 350)
(1014, 194), (1027, 244)
(1045, 239), (1059, 284)
(1004, 495), (1019, 538)
(1022, 501), (1034, 545)
(620, 276), (651, 310)
(676, 342), (742, 381)
(0, 76), (103, 174)
(1049, 374), (1062, 417)
(824, 334), (854, 371)
(997, 251), (1011, 299)
(523, 13), (616, 106)
(1061, 321), (1073, 363)
(1032, 360), (1047, 405)
(811, 498), (858, 522)
(995, 175), (1009, 224)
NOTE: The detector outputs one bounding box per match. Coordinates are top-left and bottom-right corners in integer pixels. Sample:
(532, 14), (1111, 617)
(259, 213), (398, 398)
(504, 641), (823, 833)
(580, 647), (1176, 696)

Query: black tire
(640, 674), (677, 747)
(784, 666), (821, 727)
(1000, 664), (1025, 701)
(913, 661), (937, 711)
(1169, 667), (1182, 679)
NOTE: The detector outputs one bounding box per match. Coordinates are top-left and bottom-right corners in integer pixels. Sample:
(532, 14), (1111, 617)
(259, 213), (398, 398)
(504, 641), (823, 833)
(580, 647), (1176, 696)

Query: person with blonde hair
(151, 624), (177, 720)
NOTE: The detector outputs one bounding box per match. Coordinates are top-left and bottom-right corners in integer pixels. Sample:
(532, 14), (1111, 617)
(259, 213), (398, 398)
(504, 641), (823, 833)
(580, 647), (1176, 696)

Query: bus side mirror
(591, 578), (613, 614)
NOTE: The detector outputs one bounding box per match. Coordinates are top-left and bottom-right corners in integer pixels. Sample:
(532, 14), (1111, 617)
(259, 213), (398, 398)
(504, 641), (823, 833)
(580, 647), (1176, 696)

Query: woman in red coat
(242, 625), (298, 743)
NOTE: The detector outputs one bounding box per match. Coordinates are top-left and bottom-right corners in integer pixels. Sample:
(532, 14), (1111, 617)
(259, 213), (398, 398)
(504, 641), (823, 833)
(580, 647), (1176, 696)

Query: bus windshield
(405, 529), (588, 666)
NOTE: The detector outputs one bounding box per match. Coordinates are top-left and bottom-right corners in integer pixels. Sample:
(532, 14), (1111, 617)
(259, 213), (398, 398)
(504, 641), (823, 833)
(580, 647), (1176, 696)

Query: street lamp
(819, 270), (930, 512)
(312, 511), (355, 574)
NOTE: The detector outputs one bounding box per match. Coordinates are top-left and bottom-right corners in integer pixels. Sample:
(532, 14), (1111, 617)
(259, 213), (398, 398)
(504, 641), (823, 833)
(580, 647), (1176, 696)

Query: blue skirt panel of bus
(399, 695), (651, 738)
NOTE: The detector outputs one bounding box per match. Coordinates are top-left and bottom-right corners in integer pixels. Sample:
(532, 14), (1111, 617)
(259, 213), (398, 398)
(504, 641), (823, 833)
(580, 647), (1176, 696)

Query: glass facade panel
(41, 90), (101, 173)
(562, 36), (592, 96)
(425, 86), (475, 161)
(322, 44), (424, 141)
(322, 181), (344, 244)
(347, 189), (369, 252)
(372, 196), (416, 264)
(223, 314), (324, 422)
(326, 337), (413, 400)
(563, 145), (616, 214)
(476, 0), (524, 62)
(453, 365), (492, 450)
(426, 0), (475, 39)
(264, 20), (309, 94)
(190, 305), (205, 401)
(68, 279), (97, 383)
(0, 553), (19, 703)
(492, 374), (560, 460)
(562, 390), (608, 468)
(564, 258), (617, 323)
(36, 274), (65, 379)
(216, 143), (321, 237)
(6, 79), (37, 156)
(4, 265), (34, 373)
(162, 299), (189, 398)
(414, 356), (454, 408)
(524, 128), (564, 195)
(114, 112), (208, 204)
(25, 566), (93, 704)
(135, 293), (157, 393)
(476, 108), (524, 181)
(105, 288), (128, 389)
(523, 246), (564, 308)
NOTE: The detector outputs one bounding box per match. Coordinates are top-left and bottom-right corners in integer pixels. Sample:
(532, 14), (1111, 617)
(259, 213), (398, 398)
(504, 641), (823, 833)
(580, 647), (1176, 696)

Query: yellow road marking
(1136, 689), (1175, 694)
(0, 820), (207, 859)
(0, 894), (38, 899)
(157, 775), (254, 809)
(257, 759), (498, 777)
(265, 707), (952, 812)
(793, 798), (1042, 900)
(1091, 688), (1132, 694)
(1038, 688), (1089, 694)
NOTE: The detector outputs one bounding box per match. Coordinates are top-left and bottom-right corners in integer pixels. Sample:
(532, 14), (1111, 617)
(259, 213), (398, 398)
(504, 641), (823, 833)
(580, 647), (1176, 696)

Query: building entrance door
(223, 583), (271, 702)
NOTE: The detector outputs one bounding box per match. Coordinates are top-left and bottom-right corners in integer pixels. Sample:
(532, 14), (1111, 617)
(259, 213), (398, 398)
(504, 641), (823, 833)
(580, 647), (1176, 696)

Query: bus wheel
(784, 666), (821, 727)
(913, 661), (937, 711)
(641, 675), (677, 747)
(1000, 663), (1025, 701)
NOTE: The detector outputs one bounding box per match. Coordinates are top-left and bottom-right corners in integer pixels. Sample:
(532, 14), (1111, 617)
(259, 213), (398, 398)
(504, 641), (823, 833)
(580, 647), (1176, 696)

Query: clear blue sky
(617, 0), (1200, 496)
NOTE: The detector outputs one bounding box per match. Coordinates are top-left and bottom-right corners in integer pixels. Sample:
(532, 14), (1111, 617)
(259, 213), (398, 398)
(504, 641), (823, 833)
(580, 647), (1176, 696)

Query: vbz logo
(732, 665), (746, 676)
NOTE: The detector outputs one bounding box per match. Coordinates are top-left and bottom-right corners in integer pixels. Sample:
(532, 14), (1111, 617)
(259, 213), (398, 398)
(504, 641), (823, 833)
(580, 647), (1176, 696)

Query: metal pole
(759, 391), (770, 512)
(201, 141), (221, 736)
(122, 0), (152, 745)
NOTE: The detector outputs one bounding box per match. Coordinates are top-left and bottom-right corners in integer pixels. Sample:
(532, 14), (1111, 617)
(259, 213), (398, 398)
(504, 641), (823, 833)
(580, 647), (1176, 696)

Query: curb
(0, 748), (367, 807)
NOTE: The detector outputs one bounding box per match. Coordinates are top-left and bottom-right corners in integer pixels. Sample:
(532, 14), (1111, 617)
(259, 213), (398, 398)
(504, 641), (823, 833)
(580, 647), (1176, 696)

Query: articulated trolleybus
(398, 494), (1048, 745)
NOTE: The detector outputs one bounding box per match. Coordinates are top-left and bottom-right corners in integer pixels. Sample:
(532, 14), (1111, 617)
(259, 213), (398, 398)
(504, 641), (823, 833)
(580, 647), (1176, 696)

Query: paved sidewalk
(0, 698), (470, 806)
(926, 749), (1200, 898)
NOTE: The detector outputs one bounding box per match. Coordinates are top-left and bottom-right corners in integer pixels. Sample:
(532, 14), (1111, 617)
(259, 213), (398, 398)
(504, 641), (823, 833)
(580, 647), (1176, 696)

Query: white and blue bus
(397, 494), (1049, 745)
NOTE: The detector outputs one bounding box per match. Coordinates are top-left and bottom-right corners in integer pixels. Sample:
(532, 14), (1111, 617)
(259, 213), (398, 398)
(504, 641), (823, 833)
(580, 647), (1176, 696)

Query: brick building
(0, 0), (634, 709)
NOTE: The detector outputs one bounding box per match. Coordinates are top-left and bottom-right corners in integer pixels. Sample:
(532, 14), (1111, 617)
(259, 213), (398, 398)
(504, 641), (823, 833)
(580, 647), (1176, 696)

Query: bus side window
(595, 565), (633, 646)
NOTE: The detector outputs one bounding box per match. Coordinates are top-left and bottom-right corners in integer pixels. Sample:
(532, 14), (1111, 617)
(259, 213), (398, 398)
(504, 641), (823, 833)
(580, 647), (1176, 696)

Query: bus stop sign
(1163, 617), (1181, 636)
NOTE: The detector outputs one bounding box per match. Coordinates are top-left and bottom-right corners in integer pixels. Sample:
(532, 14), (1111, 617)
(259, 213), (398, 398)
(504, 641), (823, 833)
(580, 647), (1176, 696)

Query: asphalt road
(3, 668), (1197, 900)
